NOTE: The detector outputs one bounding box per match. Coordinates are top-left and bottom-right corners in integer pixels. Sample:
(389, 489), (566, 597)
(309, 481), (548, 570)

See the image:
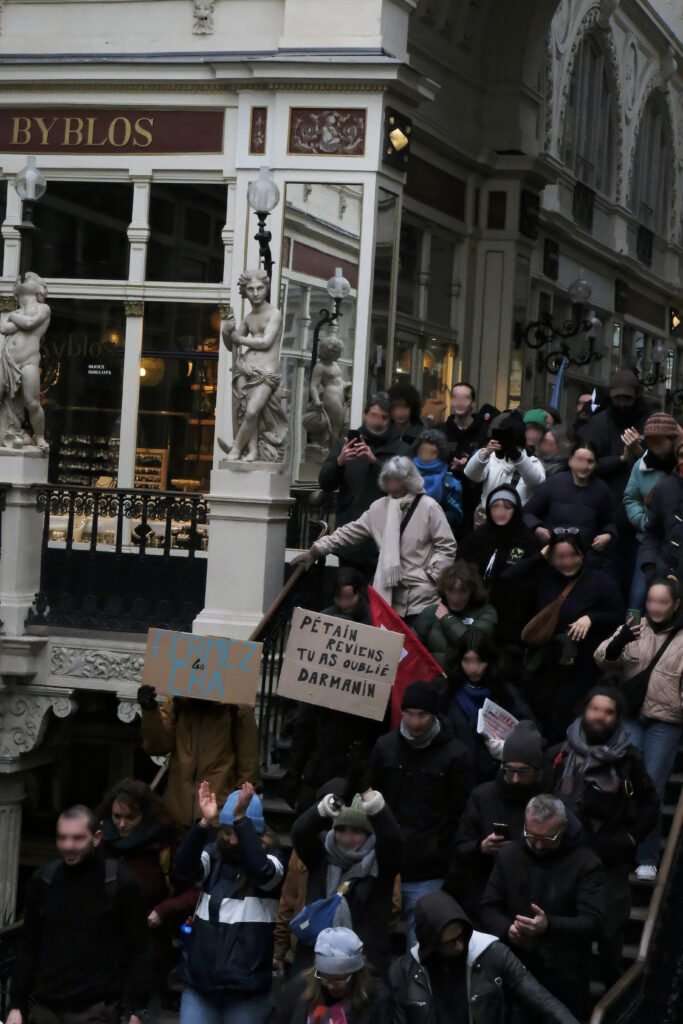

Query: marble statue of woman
(219, 269), (288, 462)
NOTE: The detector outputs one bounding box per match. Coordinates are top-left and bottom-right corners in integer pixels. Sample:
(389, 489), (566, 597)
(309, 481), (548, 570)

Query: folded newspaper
(476, 698), (519, 742)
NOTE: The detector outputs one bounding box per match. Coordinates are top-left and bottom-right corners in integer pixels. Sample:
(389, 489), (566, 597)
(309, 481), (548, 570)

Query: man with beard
(452, 721), (549, 919)
(319, 391), (411, 575)
(8, 806), (151, 1024)
(577, 371), (651, 597)
(175, 781), (284, 1024)
(550, 686), (658, 987)
(480, 795), (604, 1020)
(389, 889), (578, 1023)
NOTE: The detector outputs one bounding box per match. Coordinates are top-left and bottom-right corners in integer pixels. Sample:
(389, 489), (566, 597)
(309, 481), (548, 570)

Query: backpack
(41, 858), (119, 905)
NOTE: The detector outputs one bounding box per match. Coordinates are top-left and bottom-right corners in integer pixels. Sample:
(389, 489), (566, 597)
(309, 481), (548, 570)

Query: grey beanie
(314, 927), (365, 975)
(502, 720), (543, 769)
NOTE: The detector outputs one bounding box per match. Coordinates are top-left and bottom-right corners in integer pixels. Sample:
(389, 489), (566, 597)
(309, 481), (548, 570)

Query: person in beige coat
(293, 455), (457, 620)
(594, 577), (683, 877)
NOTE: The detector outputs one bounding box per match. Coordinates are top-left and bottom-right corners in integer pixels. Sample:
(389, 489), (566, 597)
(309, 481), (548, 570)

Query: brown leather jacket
(140, 697), (261, 827)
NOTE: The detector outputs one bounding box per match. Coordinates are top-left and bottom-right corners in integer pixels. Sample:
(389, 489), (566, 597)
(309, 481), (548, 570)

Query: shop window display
(42, 299), (126, 485)
(32, 182), (133, 279)
(137, 302), (219, 492)
(146, 183), (225, 283)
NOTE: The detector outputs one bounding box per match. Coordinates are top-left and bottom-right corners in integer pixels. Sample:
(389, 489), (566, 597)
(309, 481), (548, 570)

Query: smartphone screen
(627, 609), (641, 626)
(493, 822), (511, 839)
(347, 429), (362, 444)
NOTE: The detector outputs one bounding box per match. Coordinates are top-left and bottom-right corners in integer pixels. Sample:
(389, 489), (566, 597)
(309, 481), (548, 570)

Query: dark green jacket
(413, 601), (498, 668)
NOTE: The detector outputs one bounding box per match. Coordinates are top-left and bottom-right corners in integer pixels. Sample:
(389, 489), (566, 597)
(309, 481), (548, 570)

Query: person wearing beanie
(174, 781), (284, 1024)
(370, 681), (471, 948)
(549, 686), (658, 987)
(458, 485), (540, 646)
(453, 721), (551, 916)
(522, 439), (618, 552)
(274, 927), (391, 1024)
(440, 630), (535, 786)
(389, 890), (578, 1024)
(523, 409), (548, 455)
(624, 413), (682, 610)
(640, 430), (683, 584)
(290, 787), (402, 975)
(576, 369), (651, 598)
(464, 411), (546, 519)
(480, 794), (605, 1019)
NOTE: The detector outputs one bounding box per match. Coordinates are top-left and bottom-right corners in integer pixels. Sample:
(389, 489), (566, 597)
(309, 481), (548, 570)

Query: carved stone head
(318, 336), (344, 363)
(14, 271), (48, 302)
(237, 268), (270, 298)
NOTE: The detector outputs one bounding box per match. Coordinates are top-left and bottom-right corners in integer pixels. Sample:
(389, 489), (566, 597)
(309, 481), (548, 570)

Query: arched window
(562, 34), (615, 195)
(630, 95), (671, 236)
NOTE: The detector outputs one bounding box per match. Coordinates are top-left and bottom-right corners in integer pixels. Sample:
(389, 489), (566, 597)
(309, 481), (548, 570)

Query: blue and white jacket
(175, 818), (284, 995)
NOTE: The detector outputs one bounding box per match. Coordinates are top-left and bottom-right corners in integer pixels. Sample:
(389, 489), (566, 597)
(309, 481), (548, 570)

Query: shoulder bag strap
(400, 493), (423, 538)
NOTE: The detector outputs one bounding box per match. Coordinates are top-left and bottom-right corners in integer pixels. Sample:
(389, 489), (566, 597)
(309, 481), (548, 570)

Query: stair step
(629, 905), (648, 922)
(262, 795), (296, 815)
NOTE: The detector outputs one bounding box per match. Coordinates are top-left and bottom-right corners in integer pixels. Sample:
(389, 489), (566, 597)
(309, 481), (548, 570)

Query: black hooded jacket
(577, 401), (650, 530)
(388, 890), (578, 1024)
(369, 716), (471, 881)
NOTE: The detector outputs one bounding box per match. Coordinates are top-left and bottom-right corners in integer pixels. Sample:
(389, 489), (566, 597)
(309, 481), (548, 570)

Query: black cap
(401, 680), (441, 715)
(502, 721), (543, 769)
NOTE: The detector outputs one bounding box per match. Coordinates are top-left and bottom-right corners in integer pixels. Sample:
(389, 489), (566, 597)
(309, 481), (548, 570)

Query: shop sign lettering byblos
(277, 607), (403, 721)
(0, 108), (225, 154)
(143, 628), (263, 704)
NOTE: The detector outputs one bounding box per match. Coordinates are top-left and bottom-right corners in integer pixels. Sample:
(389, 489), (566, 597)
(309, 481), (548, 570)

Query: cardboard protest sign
(142, 628), (262, 705)
(476, 698), (519, 742)
(277, 607), (404, 721)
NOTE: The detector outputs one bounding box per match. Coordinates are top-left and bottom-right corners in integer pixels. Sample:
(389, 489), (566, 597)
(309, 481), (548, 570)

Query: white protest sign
(476, 698), (519, 742)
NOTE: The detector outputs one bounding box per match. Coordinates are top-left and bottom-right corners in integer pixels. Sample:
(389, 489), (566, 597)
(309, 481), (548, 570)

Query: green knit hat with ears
(333, 794), (374, 835)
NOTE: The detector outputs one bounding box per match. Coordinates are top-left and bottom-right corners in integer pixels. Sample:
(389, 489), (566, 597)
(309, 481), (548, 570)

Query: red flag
(368, 586), (444, 727)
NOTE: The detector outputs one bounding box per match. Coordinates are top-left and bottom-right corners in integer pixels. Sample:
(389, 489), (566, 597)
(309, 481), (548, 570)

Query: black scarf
(643, 448), (676, 472)
(360, 423), (397, 447)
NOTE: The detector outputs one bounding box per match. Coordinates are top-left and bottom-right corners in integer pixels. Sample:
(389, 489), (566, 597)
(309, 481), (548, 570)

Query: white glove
(360, 790), (385, 817)
(317, 794), (341, 819)
(485, 736), (505, 760)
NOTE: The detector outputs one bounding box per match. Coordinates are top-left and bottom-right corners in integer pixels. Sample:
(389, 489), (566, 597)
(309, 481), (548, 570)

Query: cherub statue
(219, 269), (288, 463)
(303, 335), (348, 449)
(0, 272), (51, 450)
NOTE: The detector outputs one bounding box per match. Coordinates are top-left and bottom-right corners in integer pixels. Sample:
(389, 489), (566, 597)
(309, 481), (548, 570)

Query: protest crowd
(8, 372), (683, 1024)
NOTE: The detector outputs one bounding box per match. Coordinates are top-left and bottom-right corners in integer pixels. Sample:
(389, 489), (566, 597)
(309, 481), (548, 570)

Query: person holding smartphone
(318, 392), (410, 575)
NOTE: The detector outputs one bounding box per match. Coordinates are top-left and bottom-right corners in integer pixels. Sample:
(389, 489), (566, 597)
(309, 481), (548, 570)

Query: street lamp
(514, 268), (603, 374)
(634, 339), (668, 390)
(14, 156), (47, 281)
(246, 166), (280, 294)
(310, 267), (351, 377)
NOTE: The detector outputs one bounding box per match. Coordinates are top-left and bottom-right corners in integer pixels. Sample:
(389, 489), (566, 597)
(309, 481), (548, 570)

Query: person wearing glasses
(452, 721), (551, 918)
(274, 927), (391, 1024)
(480, 794), (605, 1021)
(522, 441), (618, 555)
(389, 889), (579, 1024)
(500, 530), (623, 742)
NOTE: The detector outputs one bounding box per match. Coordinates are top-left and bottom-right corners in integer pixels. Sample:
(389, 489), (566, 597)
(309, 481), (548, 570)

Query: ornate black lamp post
(246, 166), (280, 296)
(14, 156), (47, 281)
(310, 267), (351, 377)
(515, 269), (603, 374)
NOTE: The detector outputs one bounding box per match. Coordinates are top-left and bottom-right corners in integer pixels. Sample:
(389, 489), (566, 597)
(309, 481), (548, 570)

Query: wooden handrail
(589, 780), (683, 1022)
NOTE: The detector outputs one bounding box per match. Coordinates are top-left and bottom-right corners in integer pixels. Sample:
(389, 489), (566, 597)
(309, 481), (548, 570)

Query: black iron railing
(287, 487), (336, 549)
(29, 486), (209, 632)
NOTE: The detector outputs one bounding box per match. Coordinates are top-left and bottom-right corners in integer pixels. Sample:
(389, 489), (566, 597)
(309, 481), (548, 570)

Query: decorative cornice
(0, 692), (77, 763)
(0, 81), (386, 95)
(50, 645), (144, 682)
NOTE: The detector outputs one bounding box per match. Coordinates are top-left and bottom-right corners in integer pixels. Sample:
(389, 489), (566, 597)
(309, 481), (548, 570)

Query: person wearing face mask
(465, 412), (546, 523)
(293, 456), (456, 622)
(276, 928), (391, 1024)
(623, 414), (681, 611)
(412, 562), (498, 669)
(290, 788), (402, 975)
(389, 890), (579, 1024)
(369, 680), (471, 949)
(440, 630), (535, 785)
(595, 577), (683, 879)
(174, 781), (284, 1024)
(640, 430), (683, 585)
(453, 722), (550, 919)
(480, 795), (604, 1020)
(319, 392), (411, 574)
(550, 687), (658, 985)
(501, 531), (623, 742)
(577, 371), (652, 598)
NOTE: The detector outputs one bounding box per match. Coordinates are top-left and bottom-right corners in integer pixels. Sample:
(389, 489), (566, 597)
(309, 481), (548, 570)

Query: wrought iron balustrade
(28, 485), (209, 632)
(287, 486), (337, 549)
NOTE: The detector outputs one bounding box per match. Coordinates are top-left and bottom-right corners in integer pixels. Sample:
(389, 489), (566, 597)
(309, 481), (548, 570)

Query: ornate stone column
(0, 454), (49, 635)
(0, 774), (25, 925)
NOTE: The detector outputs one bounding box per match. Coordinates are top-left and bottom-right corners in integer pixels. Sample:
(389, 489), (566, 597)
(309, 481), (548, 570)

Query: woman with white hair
(293, 455), (456, 620)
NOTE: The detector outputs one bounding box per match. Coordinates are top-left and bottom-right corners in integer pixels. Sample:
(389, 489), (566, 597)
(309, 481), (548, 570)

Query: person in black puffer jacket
(369, 680), (471, 949)
(640, 431), (683, 583)
(480, 795), (604, 1020)
(388, 890), (578, 1024)
(175, 782), (284, 1024)
(276, 928), (391, 1024)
